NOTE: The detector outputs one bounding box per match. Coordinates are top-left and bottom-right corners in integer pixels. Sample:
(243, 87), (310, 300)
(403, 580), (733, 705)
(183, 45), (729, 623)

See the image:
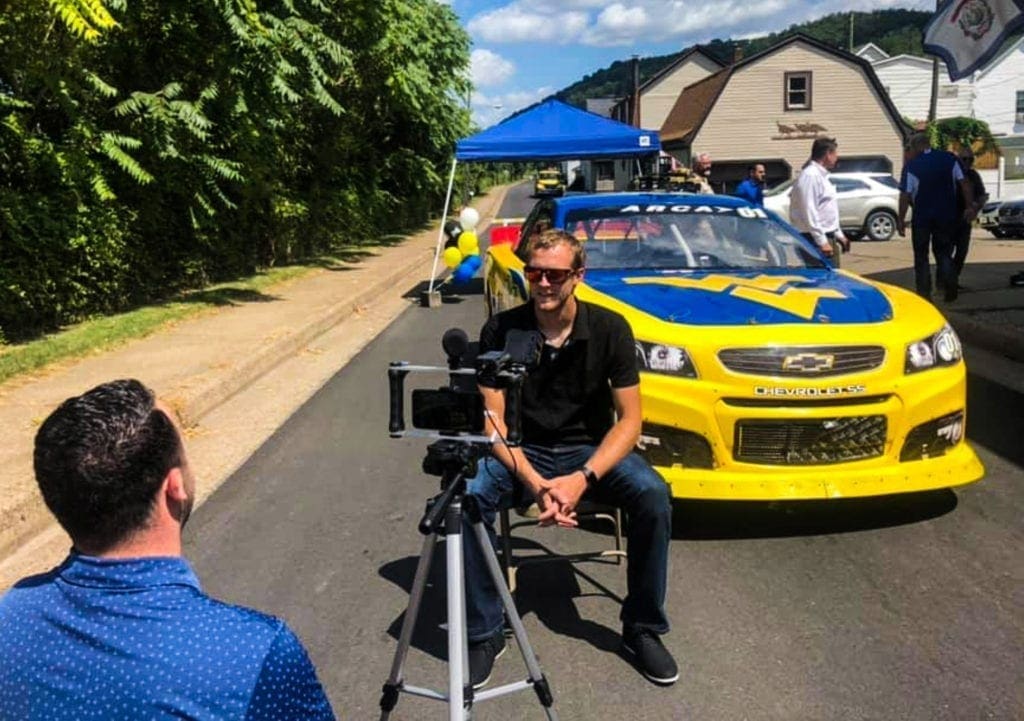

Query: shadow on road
(672, 489), (958, 541)
(402, 278), (484, 305)
(967, 369), (1024, 468)
(378, 535), (625, 661)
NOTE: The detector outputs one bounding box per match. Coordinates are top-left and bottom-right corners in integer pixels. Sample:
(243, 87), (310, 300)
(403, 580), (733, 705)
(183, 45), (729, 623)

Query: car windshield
(539, 170), (560, 179)
(563, 205), (826, 271)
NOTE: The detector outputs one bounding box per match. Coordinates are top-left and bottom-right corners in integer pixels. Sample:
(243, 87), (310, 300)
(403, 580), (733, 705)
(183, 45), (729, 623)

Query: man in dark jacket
(952, 148), (987, 286)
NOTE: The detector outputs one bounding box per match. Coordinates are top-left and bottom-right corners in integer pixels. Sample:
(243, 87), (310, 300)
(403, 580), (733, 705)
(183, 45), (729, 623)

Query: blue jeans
(463, 444), (672, 641)
(911, 221), (955, 298)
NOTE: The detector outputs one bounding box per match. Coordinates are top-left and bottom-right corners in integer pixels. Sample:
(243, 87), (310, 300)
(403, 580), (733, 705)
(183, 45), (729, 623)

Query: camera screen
(411, 388), (485, 433)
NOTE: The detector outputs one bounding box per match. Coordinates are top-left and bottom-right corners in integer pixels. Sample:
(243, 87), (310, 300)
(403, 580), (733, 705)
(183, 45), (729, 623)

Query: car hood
(584, 268), (893, 325)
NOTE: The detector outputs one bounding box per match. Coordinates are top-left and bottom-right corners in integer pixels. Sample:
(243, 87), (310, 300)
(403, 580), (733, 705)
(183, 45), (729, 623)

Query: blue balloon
(452, 257), (477, 285)
(465, 255), (482, 272)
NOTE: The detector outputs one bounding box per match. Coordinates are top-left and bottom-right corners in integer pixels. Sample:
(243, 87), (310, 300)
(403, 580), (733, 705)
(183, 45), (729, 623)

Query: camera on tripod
(387, 327), (542, 447)
(380, 324), (559, 720)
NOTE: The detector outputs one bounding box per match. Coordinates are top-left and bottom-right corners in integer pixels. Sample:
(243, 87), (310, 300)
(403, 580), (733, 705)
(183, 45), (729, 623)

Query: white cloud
(469, 1), (935, 47)
(471, 86), (555, 128)
(592, 4), (650, 45)
(471, 49), (516, 87)
(467, 5), (589, 43)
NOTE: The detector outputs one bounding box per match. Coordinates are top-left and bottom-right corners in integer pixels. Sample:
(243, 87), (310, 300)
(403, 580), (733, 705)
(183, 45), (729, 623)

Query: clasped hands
(531, 472), (588, 528)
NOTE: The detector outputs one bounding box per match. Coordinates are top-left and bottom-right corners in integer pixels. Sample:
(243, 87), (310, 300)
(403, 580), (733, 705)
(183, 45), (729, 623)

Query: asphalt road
(187, 186), (1024, 720)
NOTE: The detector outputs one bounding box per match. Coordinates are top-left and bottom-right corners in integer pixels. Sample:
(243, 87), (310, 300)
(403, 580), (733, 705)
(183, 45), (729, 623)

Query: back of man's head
(34, 379), (181, 553)
(906, 132), (932, 154)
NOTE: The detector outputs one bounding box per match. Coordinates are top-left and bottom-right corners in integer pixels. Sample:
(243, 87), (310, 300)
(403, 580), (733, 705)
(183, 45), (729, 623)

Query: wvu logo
(624, 274), (845, 319)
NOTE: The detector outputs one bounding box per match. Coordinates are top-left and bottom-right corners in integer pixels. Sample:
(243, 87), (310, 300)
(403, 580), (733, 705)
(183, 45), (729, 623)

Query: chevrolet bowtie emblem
(782, 352), (835, 372)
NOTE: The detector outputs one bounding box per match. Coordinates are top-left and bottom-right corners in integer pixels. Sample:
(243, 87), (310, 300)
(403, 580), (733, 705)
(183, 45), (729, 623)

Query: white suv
(764, 172), (903, 242)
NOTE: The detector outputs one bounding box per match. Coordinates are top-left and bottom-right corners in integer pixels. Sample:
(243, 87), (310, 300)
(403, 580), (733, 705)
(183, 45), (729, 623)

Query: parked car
(533, 168), (566, 197)
(764, 172), (903, 241)
(993, 197), (1024, 238)
(484, 192), (983, 501)
(978, 200), (1002, 237)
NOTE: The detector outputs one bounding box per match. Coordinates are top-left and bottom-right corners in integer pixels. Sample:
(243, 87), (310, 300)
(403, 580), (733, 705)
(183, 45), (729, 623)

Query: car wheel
(864, 210), (897, 241)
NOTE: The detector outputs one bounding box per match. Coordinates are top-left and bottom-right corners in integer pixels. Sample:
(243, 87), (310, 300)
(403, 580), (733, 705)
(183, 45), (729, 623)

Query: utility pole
(630, 54), (640, 127)
(928, 0), (940, 122)
(848, 12), (854, 51)
(463, 85), (472, 207)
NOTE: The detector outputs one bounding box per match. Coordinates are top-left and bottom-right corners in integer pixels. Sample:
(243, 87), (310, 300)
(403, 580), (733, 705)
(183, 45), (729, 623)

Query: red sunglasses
(523, 266), (578, 285)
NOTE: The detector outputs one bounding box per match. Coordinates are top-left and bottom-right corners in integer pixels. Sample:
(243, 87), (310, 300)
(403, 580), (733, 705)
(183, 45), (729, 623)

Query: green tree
(0, 0), (470, 339)
(927, 116), (999, 156)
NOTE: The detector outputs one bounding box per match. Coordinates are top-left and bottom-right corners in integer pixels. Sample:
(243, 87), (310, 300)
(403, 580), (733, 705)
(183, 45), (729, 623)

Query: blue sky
(449, 0), (935, 128)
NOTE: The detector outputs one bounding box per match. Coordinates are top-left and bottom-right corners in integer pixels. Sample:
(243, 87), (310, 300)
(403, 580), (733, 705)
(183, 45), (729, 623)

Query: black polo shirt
(478, 299), (639, 446)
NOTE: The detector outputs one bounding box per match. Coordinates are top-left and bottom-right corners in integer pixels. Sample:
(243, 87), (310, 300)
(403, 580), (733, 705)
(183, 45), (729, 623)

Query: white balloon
(459, 206), (480, 231)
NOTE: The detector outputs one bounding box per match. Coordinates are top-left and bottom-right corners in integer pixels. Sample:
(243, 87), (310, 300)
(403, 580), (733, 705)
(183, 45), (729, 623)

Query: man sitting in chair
(463, 229), (677, 688)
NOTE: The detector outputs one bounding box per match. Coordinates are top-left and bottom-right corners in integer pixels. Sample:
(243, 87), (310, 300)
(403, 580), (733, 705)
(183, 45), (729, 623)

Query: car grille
(718, 346), (886, 377)
(734, 415), (886, 465)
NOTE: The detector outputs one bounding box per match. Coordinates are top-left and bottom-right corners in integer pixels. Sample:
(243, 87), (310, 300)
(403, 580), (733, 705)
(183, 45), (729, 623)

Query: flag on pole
(923, 0), (1024, 80)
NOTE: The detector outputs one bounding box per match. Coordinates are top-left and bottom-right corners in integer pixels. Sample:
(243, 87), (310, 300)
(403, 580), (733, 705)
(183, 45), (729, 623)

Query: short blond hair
(524, 228), (587, 270)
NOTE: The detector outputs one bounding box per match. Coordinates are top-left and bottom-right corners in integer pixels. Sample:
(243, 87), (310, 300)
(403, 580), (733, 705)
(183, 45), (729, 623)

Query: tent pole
(427, 157), (459, 297)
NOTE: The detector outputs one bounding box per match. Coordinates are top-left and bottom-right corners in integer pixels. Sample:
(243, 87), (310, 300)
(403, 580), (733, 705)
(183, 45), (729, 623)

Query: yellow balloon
(457, 230), (479, 257)
(443, 246), (463, 269)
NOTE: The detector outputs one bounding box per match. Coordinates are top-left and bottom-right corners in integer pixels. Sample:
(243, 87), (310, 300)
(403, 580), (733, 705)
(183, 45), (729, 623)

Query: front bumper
(638, 367), (984, 500)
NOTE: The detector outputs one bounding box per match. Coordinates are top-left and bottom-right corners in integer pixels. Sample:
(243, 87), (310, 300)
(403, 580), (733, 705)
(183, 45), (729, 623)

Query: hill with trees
(557, 9), (931, 108)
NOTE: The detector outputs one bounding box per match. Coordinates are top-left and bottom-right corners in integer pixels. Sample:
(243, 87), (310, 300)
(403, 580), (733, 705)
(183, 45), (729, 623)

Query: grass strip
(0, 264), (319, 386)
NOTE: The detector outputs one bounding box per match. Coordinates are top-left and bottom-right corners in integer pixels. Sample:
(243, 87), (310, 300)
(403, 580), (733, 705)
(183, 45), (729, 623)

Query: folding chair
(498, 500), (625, 592)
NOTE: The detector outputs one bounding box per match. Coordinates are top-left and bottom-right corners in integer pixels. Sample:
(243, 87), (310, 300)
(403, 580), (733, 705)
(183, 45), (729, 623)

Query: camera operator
(463, 229), (677, 688)
(0, 379), (335, 720)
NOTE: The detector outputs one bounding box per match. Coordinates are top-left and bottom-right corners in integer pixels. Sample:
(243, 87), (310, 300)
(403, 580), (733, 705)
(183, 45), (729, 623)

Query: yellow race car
(484, 192), (984, 500)
(533, 168), (566, 197)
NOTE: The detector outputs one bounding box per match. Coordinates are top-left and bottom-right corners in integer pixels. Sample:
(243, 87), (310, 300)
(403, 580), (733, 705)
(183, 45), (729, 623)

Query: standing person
(463, 229), (676, 688)
(953, 147), (987, 286)
(734, 163), (766, 207)
(0, 379), (336, 721)
(897, 132), (975, 302)
(789, 137), (850, 266)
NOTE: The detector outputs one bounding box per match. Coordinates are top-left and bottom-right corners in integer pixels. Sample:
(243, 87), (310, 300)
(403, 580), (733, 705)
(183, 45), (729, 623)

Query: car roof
(551, 192), (755, 211)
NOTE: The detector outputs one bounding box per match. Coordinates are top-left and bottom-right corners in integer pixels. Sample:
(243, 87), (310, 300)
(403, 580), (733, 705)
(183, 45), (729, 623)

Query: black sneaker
(468, 629), (506, 689)
(622, 628), (678, 685)
(944, 283), (959, 302)
(1011, 272), (1024, 287)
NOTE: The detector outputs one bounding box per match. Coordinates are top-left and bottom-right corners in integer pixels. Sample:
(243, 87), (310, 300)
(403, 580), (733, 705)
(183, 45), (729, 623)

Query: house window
(785, 71), (812, 110)
(939, 85), (959, 98)
(1016, 91), (1024, 123)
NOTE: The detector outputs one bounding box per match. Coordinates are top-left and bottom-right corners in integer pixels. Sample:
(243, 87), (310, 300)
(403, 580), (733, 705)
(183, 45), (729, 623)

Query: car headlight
(904, 324), (962, 374)
(636, 341), (698, 378)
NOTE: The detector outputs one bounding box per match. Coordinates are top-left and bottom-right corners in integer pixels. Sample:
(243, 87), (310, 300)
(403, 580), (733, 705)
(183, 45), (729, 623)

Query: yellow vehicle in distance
(533, 168), (566, 198)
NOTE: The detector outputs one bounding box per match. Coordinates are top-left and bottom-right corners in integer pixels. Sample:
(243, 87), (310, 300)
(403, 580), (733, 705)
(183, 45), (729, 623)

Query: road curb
(176, 187), (512, 426)
(0, 185), (512, 562)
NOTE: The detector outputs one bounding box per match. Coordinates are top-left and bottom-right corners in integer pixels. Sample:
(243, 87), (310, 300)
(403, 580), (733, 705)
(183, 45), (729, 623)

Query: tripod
(379, 441), (557, 720)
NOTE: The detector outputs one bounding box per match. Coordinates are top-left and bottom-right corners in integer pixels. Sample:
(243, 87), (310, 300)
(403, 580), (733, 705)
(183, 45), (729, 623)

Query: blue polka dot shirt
(0, 553), (336, 720)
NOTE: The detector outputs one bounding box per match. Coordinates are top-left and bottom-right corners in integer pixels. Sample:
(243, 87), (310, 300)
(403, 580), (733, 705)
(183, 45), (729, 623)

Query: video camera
(387, 326), (543, 447)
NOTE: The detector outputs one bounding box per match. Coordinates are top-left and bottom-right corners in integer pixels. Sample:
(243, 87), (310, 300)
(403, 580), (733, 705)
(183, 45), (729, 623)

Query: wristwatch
(580, 465), (599, 487)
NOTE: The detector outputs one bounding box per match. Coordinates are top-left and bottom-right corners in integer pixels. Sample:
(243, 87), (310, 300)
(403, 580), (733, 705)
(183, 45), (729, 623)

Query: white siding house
(870, 55), (973, 121)
(974, 39), (1024, 199)
(973, 38), (1024, 137)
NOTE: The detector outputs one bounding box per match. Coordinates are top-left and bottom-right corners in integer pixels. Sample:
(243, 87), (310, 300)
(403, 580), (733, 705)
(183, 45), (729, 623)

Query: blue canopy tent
(427, 99), (661, 295)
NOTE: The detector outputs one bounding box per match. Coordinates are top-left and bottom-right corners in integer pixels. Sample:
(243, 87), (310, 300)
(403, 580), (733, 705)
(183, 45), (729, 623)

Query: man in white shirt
(789, 137), (849, 266)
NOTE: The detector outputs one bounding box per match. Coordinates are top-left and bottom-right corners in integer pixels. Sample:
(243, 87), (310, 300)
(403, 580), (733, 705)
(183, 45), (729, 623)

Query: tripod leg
(470, 519), (559, 721)
(379, 532), (437, 720)
(445, 500), (472, 721)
